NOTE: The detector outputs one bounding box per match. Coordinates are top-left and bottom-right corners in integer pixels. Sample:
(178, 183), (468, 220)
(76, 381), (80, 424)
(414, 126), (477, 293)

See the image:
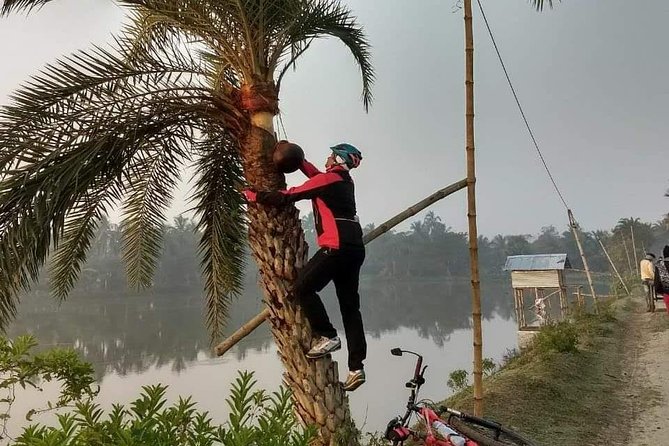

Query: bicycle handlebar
(413, 355), (423, 381)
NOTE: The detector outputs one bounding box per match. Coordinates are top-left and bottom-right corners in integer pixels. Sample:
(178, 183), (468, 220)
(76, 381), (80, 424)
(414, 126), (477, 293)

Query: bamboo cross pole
(214, 179), (469, 356)
(597, 237), (631, 295)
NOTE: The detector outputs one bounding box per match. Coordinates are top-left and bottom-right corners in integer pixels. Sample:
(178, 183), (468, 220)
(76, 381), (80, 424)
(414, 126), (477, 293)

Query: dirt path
(625, 298), (669, 446)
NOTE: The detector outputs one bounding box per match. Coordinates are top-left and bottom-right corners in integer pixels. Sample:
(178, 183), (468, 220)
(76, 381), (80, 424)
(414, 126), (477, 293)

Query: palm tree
(530, 0), (559, 11)
(0, 1), (372, 443)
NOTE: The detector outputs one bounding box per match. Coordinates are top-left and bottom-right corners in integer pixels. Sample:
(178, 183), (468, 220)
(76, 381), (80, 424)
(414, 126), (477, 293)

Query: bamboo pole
(514, 289), (522, 330)
(559, 267), (568, 318)
(464, 0), (484, 417)
(519, 288), (526, 328)
(621, 235), (633, 275)
(630, 226), (639, 275)
(362, 179), (468, 243)
(567, 210), (598, 312)
(214, 179), (469, 356)
(597, 237), (631, 296)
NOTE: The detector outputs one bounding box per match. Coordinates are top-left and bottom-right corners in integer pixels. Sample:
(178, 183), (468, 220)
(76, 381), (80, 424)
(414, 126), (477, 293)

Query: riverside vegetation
(27, 213), (669, 294)
(0, 336), (314, 446)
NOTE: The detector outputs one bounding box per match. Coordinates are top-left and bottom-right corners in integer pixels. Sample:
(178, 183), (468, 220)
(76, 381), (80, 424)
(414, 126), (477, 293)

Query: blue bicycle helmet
(330, 143), (363, 169)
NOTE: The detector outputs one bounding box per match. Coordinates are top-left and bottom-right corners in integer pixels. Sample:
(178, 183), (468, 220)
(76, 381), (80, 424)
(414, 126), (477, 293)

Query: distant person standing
(640, 253), (656, 312)
(653, 246), (669, 315)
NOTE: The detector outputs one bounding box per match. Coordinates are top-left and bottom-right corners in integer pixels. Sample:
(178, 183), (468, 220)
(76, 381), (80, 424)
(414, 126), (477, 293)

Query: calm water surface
(5, 278), (519, 440)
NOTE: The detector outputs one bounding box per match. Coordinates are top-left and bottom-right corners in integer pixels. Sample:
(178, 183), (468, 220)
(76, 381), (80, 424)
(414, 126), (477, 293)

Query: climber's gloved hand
(242, 189), (257, 203)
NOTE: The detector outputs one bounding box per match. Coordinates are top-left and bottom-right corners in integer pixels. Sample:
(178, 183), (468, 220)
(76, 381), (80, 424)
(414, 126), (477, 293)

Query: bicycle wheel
(448, 416), (538, 446)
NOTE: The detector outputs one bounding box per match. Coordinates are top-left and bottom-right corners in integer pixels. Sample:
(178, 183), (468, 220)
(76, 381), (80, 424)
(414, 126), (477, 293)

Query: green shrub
(501, 348), (522, 367)
(447, 369), (469, 392)
(482, 358), (497, 376)
(534, 321), (579, 356)
(0, 335), (98, 433)
(14, 371), (315, 446)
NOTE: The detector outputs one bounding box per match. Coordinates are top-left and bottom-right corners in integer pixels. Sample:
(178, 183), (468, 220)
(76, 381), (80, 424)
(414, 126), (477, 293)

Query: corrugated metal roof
(503, 254), (571, 271)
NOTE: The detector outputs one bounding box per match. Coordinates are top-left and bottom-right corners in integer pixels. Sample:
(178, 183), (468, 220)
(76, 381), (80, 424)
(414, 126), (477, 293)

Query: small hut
(504, 254), (572, 338)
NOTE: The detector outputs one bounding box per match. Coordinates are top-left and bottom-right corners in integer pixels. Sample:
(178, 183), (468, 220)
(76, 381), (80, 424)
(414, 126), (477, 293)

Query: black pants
(294, 246), (366, 371)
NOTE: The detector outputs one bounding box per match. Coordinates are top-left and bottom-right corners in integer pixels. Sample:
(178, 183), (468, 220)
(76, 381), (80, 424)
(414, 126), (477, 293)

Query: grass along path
(441, 294), (669, 446)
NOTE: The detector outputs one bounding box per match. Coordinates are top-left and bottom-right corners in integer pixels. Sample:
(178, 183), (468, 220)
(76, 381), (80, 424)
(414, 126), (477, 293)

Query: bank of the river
(441, 294), (669, 446)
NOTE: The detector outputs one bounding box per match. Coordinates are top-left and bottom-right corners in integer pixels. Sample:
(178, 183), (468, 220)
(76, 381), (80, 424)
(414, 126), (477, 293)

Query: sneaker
(343, 369), (365, 392)
(306, 336), (341, 359)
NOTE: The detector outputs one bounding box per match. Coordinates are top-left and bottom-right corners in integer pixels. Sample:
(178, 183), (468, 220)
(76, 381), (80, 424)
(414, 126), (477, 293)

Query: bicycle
(383, 347), (538, 446)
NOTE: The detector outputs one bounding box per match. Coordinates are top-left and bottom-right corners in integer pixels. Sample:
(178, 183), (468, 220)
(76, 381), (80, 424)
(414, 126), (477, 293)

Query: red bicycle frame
(420, 406), (479, 446)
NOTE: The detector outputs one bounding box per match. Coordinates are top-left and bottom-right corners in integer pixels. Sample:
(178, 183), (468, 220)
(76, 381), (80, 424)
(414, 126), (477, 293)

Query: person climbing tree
(243, 142), (367, 391)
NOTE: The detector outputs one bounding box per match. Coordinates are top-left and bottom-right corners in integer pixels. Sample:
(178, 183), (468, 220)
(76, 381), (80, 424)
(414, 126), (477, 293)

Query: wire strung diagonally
(475, 0), (569, 211)
(475, 1), (606, 306)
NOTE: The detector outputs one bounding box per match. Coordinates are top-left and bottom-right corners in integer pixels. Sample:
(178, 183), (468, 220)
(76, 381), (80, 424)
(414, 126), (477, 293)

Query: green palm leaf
(120, 137), (186, 290)
(272, 0), (375, 109)
(0, 36), (242, 323)
(0, 0), (51, 15)
(192, 134), (246, 341)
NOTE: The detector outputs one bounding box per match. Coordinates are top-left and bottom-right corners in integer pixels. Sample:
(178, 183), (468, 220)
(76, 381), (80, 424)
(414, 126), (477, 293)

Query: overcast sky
(1, 0), (667, 237)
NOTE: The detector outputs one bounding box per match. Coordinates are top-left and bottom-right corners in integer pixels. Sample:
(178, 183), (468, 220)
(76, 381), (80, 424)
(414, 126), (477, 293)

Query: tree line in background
(30, 212), (669, 294)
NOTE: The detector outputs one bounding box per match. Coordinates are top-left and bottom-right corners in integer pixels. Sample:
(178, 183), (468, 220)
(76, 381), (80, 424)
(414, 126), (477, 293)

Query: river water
(5, 277), (519, 440)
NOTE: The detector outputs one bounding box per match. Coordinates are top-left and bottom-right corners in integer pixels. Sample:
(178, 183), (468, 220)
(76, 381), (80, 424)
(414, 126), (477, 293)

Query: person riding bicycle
(640, 252), (656, 312)
(243, 143), (367, 391)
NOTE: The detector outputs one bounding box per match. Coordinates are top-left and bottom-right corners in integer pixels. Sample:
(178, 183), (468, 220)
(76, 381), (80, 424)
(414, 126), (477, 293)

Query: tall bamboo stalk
(464, 0), (483, 417)
(567, 210), (598, 311)
(630, 226), (639, 275)
(597, 237), (631, 295)
(621, 235), (633, 275)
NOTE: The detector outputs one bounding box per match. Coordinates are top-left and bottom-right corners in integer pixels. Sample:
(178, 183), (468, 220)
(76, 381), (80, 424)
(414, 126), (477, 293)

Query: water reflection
(7, 278), (518, 435)
(9, 279), (515, 378)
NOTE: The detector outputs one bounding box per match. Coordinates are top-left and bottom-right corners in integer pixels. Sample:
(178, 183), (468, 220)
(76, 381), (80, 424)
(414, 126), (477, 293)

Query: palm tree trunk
(240, 122), (356, 446)
(463, 0), (484, 417)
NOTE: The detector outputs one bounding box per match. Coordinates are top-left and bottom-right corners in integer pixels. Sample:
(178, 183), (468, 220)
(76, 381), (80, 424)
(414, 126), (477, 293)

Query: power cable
(475, 0), (570, 212)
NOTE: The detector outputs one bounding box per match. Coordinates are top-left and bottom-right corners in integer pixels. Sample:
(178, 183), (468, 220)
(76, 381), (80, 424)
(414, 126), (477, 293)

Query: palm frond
(271, 0), (374, 110)
(0, 37), (243, 313)
(0, 127), (130, 325)
(119, 0), (252, 79)
(0, 213), (49, 325)
(120, 129), (189, 290)
(529, 0), (558, 11)
(192, 133), (246, 342)
(49, 207), (108, 301)
(0, 0), (52, 15)
(119, 0), (373, 109)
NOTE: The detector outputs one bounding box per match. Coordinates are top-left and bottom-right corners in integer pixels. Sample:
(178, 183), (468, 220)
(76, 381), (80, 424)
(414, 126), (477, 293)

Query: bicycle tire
(448, 416), (538, 446)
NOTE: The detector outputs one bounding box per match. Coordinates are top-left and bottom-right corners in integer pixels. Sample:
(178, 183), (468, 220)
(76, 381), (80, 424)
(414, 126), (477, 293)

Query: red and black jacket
(256, 161), (363, 250)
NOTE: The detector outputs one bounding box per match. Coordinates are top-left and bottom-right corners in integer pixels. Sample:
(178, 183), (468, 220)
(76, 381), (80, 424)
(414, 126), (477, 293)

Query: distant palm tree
(529, 0), (559, 11)
(0, 0), (372, 443)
